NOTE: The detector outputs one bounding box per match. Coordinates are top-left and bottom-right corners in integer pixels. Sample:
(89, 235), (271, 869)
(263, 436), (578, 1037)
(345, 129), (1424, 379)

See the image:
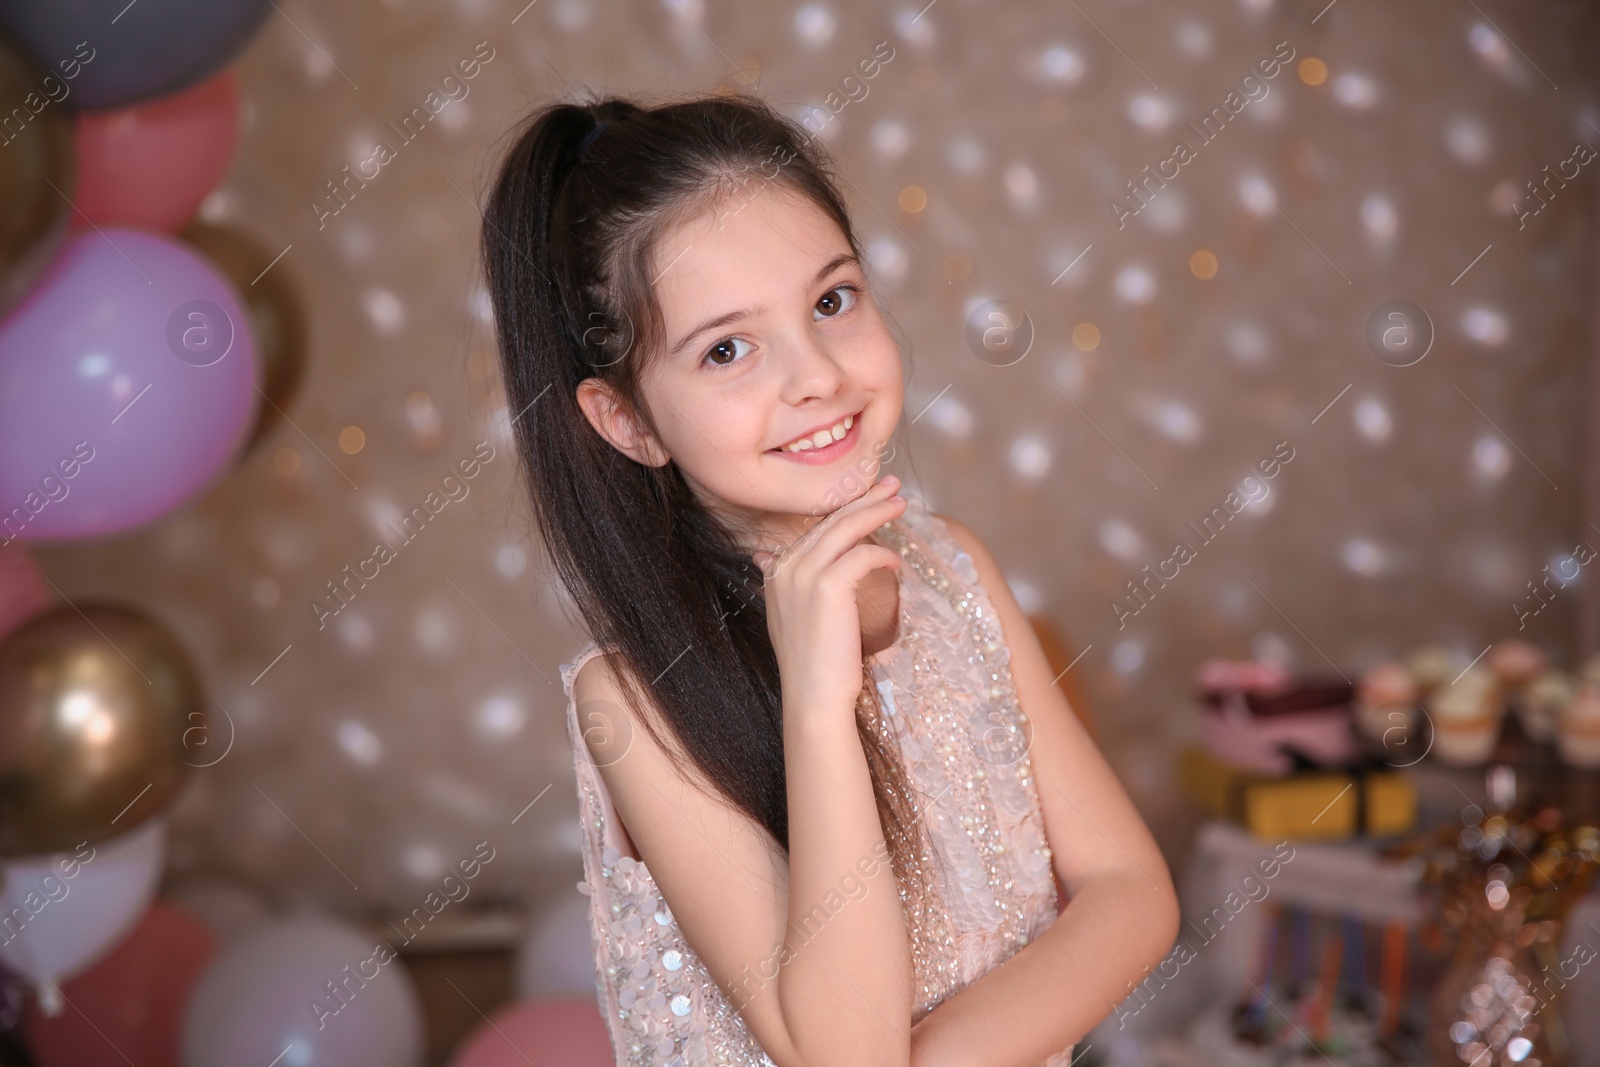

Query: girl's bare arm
(577, 480), (914, 1067)
(775, 686), (914, 1065)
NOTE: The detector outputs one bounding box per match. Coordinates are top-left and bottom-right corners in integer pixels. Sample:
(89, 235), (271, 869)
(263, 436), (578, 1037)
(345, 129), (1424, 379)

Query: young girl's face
(588, 185), (903, 548)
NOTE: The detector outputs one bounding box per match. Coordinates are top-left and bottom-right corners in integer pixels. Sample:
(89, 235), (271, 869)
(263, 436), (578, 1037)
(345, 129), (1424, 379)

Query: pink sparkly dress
(560, 494), (1074, 1066)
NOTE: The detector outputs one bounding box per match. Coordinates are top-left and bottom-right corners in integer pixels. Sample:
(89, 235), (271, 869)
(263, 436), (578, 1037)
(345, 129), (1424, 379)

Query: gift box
(1197, 660), (1358, 775)
(1180, 745), (1417, 841)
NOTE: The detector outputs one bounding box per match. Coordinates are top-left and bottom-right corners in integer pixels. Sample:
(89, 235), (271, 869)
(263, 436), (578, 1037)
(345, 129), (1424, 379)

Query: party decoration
(182, 913), (424, 1067)
(70, 69), (239, 232)
(0, 0), (272, 111)
(0, 32), (74, 320)
(447, 998), (612, 1067)
(1407, 803), (1599, 1067)
(0, 817), (167, 1015)
(1349, 643), (1600, 771)
(22, 898), (217, 1065)
(0, 547), (48, 639)
(0, 228), (259, 540)
(514, 890), (599, 999)
(0, 602), (201, 855)
(179, 220), (307, 453)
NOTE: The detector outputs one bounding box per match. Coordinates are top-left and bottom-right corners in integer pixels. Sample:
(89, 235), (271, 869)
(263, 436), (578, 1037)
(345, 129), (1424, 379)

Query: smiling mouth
(769, 411), (860, 454)
(767, 409), (864, 464)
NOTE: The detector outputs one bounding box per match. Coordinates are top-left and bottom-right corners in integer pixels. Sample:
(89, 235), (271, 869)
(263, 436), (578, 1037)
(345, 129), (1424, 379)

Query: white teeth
(779, 414), (855, 452)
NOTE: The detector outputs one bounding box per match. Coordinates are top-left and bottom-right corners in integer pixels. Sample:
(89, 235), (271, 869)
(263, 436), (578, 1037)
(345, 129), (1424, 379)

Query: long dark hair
(479, 90), (940, 908)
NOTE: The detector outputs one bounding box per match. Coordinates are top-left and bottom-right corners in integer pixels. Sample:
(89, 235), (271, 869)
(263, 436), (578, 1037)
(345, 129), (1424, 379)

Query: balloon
(0, 548), (48, 640)
(0, 32), (74, 319)
(182, 914), (425, 1067)
(71, 69), (239, 232)
(178, 221), (306, 454)
(515, 890), (601, 999)
(0, 602), (201, 855)
(447, 998), (612, 1067)
(0, 817), (167, 1014)
(0, 2), (272, 111)
(0, 228), (259, 541)
(21, 898), (216, 1065)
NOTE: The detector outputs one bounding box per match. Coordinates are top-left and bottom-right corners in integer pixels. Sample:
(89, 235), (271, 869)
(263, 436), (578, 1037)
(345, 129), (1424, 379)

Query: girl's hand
(751, 474), (907, 725)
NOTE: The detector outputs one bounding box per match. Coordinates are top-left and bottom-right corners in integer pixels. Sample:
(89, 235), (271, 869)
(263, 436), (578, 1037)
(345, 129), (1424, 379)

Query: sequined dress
(560, 494), (1074, 1066)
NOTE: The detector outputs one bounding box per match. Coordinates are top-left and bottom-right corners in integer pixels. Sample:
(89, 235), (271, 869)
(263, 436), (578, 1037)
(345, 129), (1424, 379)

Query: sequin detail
(565, 661), (773, 1067)
(869, 511), (1060, 1023)
(561, 494), (1075, 1066)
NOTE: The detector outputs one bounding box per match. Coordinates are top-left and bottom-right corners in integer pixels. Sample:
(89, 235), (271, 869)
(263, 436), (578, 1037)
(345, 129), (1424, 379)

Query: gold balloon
(0, 603), (202, 856)
(0, 30), (75, 318)
(178, 220), (308, 455)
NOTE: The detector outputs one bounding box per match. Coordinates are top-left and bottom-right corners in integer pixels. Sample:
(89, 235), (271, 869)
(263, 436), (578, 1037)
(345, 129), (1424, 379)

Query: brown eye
(702, 336), (753, 369)
(814, 284), (859, 320)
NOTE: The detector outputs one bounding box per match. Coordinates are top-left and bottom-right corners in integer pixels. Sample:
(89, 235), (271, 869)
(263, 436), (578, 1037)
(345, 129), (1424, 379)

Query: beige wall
(35, 0), (1600, 911)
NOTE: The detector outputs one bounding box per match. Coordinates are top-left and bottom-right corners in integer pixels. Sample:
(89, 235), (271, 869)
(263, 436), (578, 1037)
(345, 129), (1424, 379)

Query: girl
(480, 91), (1179, 1067)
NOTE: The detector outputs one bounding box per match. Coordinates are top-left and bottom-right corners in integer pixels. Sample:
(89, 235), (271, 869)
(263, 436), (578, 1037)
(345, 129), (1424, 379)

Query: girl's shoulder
(560, 640), (616, 702)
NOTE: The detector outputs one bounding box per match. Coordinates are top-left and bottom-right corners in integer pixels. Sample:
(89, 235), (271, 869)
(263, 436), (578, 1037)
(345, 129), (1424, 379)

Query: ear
(575, 378), (671, 468)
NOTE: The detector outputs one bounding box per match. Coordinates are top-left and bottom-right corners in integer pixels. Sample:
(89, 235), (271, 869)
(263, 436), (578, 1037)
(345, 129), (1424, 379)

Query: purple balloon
(0, 228), (259, 541)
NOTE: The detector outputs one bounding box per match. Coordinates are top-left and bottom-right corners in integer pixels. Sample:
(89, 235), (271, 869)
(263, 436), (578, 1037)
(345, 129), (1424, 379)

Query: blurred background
(0, 0), (1598, 1064)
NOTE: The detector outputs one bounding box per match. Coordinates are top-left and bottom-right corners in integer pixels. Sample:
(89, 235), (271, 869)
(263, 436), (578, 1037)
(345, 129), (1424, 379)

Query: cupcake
(1427, 664), (1503, 766)
(1355, 661), (1418, 743)
(1519, 669), (1573, 743)
(1406, 644), (1462, 694)
(1488, 638), (1548, 689)
(1556, 681), (1600, 769)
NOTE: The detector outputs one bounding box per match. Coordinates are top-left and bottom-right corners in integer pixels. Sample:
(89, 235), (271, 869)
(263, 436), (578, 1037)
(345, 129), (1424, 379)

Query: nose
(777, 327), (847, 407)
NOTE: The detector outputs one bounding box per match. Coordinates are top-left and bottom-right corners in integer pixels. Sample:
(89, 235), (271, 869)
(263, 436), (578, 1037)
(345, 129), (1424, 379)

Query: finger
(795, 494), (908, 574)
(793, 475), (902, 552)
(823, 543), (904, 594)
(762, 477), (903, 579)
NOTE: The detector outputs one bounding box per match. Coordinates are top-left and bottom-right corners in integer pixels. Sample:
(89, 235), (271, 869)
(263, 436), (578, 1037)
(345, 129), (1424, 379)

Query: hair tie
(577, 119), (608, 157)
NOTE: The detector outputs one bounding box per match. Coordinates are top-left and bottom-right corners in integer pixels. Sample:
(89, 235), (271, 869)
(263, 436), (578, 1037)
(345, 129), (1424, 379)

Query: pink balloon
(71, 70), (240, 232)
(0, 546), (49, 638)
(22, 900), (218, 1067)
(448, 998), (613, 1067)
(0, 228), (259, 540)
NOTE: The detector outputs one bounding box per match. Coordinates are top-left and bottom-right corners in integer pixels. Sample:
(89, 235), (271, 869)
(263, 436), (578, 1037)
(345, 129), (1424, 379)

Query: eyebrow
(666, 252), (861, 358)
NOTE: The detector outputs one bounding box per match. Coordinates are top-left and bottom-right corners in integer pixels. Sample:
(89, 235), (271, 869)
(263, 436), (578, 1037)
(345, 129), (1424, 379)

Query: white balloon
(0, 816), (167, 1015)
(515, 889), (599, 999)
(182, 912), (423, 1067)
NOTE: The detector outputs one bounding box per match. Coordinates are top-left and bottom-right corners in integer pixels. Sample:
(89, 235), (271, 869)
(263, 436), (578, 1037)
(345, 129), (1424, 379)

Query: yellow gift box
(1180, 745), (1416, 841)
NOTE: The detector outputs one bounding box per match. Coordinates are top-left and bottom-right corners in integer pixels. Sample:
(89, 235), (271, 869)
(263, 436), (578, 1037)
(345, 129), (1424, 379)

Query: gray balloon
(0, 0), (272, 110)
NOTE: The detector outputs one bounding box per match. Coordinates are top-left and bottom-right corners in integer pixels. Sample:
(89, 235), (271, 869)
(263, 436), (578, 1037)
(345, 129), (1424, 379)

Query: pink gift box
(1196, 661), (1357, 775)
(1201, 704), (1359, 775)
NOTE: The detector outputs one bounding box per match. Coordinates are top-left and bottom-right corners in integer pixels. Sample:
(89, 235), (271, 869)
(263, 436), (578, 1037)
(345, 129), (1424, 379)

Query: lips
(768, 409), (864, 464)
(769, 409), (861, 453)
